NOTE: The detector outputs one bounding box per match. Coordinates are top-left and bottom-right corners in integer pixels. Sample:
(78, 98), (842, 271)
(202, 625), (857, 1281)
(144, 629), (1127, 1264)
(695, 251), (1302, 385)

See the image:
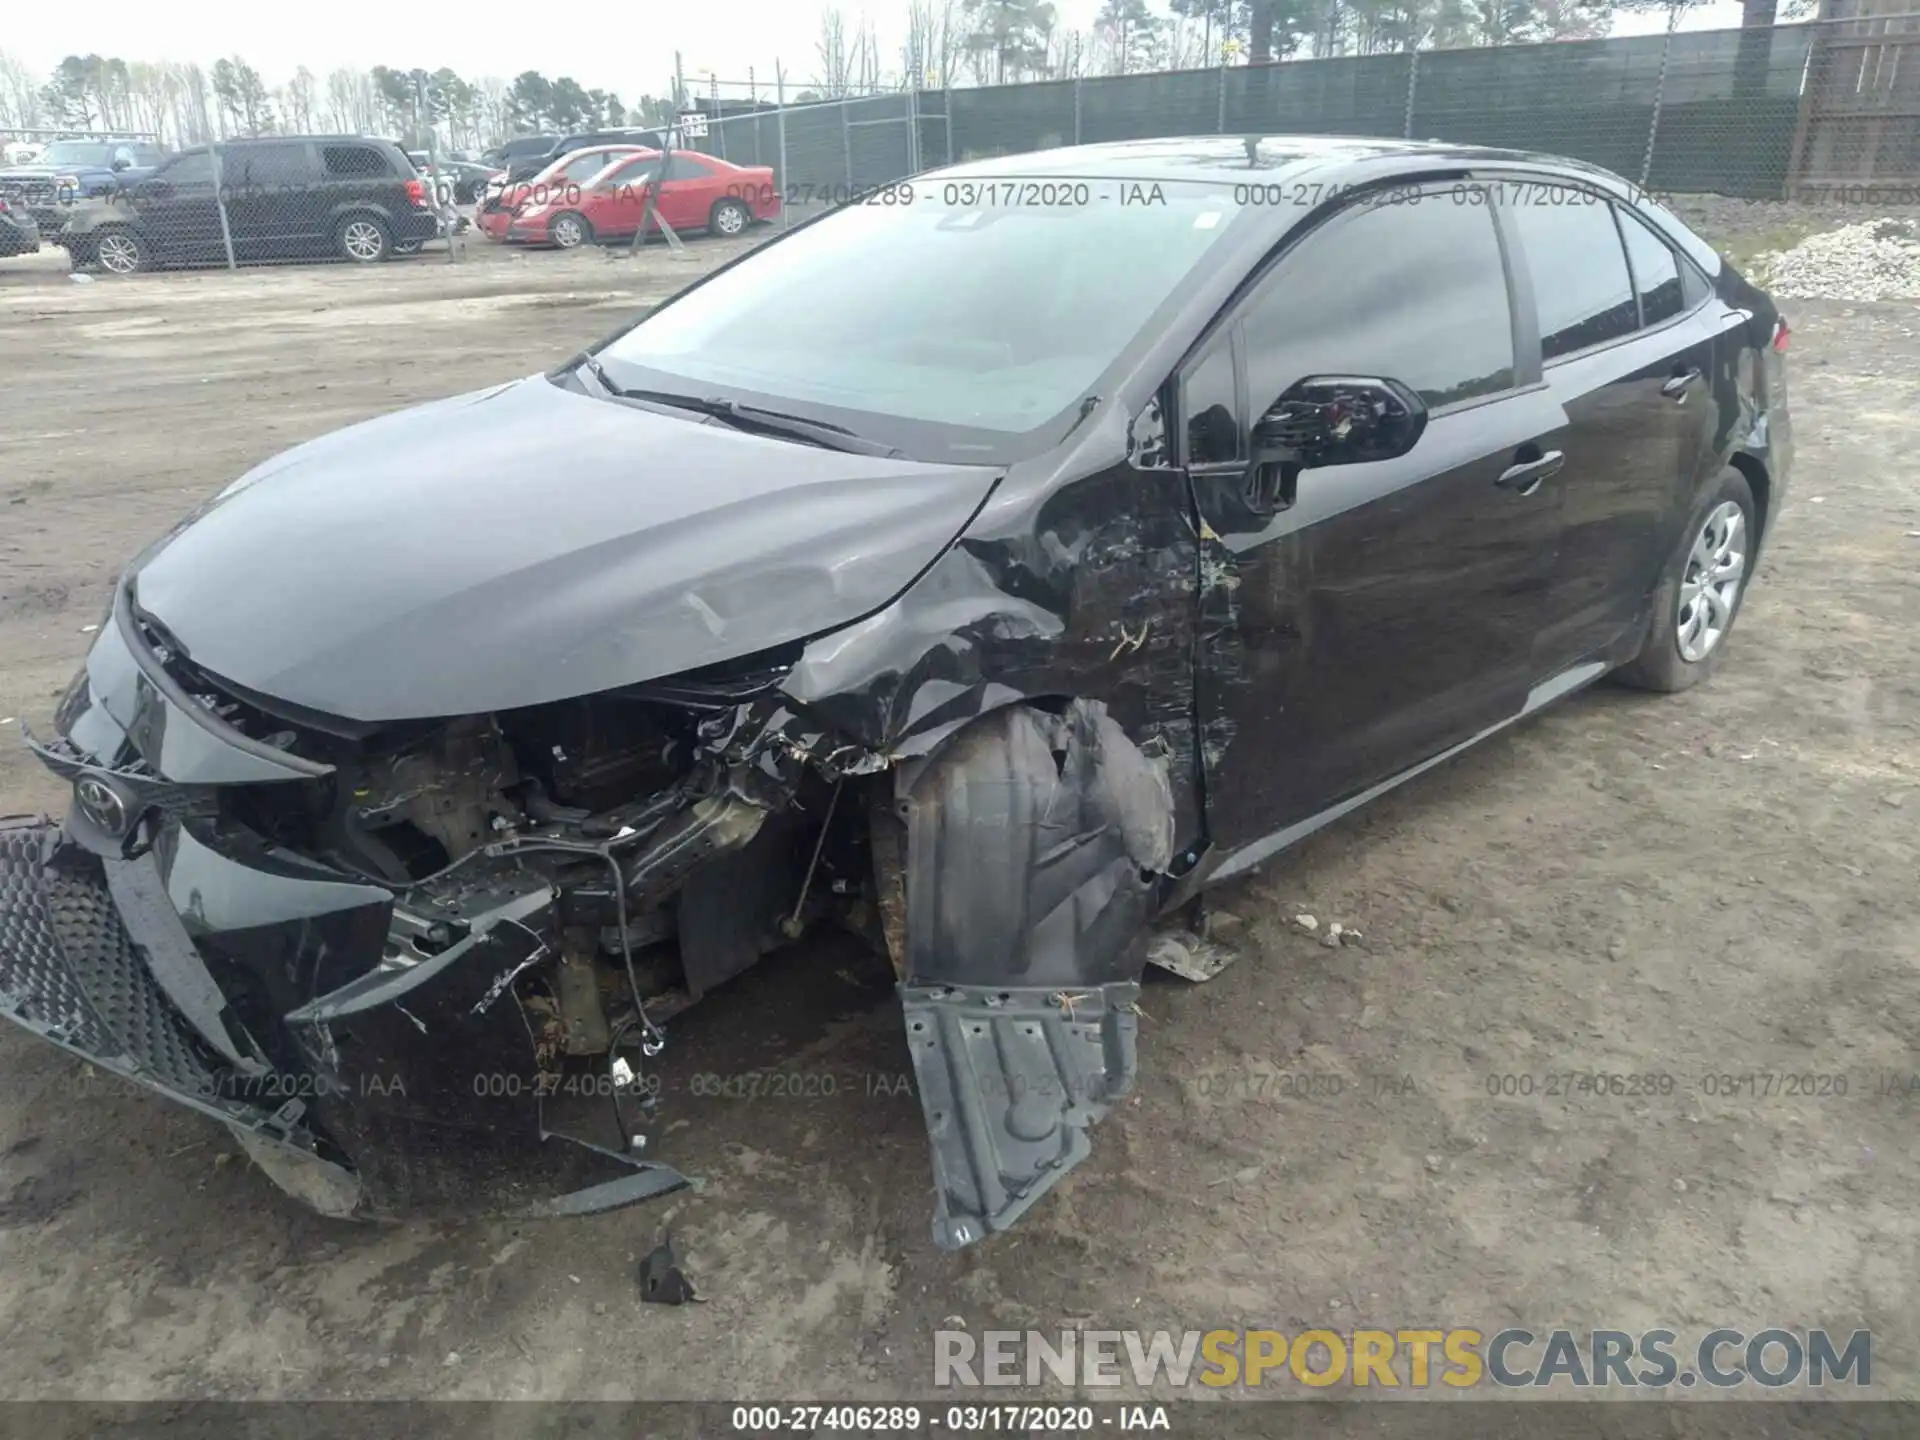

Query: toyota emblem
(74, 772), (132, 838)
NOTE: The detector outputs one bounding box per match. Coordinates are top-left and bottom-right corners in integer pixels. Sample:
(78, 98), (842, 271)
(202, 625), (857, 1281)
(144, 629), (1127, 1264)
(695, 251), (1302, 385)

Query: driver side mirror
(1257, 374), (1427, 469)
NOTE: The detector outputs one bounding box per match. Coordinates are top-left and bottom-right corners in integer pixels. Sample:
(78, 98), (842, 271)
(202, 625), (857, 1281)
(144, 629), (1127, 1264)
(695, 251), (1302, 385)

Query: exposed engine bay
(13, 581), (1177, 1244)
(221, 663), (878, 1039)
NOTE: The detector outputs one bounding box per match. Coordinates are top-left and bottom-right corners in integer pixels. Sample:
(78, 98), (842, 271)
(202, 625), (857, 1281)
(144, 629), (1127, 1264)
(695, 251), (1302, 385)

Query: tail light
(1772, 318), (1790, 354)
(405, 177), (428, 208)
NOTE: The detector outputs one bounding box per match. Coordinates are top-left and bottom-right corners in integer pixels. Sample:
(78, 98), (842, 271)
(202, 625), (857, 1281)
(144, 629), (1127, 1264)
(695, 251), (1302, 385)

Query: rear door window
(1507, 187), (1638, 360)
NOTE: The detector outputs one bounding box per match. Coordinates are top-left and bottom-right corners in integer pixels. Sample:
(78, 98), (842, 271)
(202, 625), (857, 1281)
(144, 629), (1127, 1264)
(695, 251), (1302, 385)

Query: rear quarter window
(1616, 205), (1687, 327)
(322, 145), (391, 179)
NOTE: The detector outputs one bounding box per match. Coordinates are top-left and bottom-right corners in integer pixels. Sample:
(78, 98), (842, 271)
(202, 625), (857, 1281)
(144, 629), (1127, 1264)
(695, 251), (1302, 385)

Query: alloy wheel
(342, 220), (385, 261)
(553, 215), (584, 248)
(1676, 499), (1747, 663)
(97, 232), (141, 274)
(714, 203), (748, 235)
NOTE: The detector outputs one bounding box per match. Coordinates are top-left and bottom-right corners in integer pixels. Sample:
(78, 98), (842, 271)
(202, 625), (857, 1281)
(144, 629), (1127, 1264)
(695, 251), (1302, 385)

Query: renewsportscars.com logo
(933, 1327), (1872, 1390)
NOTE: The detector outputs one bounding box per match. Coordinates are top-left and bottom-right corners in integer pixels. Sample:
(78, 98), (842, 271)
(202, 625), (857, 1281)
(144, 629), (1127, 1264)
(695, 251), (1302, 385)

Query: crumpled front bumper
(0, 814), (696, 1218)
(0, 818), (342, 1175)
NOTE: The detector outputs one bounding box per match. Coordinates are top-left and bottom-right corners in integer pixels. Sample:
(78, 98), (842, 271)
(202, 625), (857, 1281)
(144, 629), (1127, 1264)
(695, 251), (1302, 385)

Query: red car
(476, 144), (651, 242)
(507, 150), (779, 248)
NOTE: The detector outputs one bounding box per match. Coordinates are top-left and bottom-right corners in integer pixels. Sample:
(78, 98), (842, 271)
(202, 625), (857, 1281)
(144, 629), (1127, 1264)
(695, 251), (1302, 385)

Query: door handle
(1661, 367), (1702, 400)
(1496, 448), (1564, 496)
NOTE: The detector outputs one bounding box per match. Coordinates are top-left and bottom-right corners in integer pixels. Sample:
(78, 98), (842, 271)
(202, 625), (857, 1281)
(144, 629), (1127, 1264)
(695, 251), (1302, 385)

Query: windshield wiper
(568, 354), (900, 458)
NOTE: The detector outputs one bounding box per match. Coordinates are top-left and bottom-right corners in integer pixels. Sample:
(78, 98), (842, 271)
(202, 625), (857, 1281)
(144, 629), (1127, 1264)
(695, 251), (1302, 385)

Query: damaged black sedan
(1, 137), (1790, 1248)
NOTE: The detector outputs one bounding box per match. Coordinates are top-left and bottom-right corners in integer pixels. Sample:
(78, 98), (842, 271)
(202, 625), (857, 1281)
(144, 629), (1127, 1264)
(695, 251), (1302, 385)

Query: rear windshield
(598, 179), (1242, 462)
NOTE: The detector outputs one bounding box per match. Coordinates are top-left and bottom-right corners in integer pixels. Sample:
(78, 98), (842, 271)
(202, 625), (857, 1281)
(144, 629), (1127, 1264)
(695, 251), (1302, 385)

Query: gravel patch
(1749, 217), (1920, 301)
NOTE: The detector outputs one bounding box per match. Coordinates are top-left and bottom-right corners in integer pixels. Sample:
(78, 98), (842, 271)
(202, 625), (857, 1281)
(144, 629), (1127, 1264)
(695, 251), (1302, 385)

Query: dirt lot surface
(0, 227), (1916, 1405)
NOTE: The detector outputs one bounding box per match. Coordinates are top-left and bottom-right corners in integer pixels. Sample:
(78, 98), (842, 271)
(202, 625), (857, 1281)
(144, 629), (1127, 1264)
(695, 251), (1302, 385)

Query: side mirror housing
(1259, 375), (1428, 468)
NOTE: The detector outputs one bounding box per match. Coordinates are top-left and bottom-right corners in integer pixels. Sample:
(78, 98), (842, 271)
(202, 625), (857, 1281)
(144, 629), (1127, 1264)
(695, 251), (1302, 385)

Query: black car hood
(131, 377), (998, 722)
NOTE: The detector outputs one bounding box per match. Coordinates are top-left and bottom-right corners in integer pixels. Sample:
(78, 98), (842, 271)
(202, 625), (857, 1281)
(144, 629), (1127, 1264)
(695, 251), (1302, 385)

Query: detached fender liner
(894, 700), (1171, 1248)
(903, 981), (1137, 1249)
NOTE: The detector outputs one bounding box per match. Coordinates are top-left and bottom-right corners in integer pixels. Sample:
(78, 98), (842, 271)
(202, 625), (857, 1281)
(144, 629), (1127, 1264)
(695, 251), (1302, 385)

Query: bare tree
(817, 6), (854, 97)
(852, 13), (886, 92)
(174, 64), (214, 145)
(324, 67), (379, 134)
(1096, 0), (1163, 73)
(282, 66), (317, 132)
(0, 51), (45, 130)
(1052, 27), (1094, 75)
(904, 0), (964, 87)
(476, 76), (511, 141)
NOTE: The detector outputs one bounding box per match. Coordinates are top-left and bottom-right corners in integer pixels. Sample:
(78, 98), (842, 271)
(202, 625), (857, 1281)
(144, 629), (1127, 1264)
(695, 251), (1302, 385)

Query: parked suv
(0, 137), (166, 236)
(61, 136), (440, 273)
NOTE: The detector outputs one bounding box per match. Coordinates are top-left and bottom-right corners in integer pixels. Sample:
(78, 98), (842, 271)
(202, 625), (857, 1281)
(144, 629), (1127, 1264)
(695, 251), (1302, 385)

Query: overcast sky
(8, 0), (1746, 99)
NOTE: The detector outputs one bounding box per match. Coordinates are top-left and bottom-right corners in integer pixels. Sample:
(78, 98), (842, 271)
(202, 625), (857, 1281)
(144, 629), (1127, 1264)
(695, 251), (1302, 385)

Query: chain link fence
(674, 16), (1915, 226)
(5, 15), (1915, 276)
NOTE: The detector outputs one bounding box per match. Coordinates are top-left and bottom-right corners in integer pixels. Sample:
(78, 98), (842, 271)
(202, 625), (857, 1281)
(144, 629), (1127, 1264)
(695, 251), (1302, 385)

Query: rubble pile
(1752, 219), (1920, 301)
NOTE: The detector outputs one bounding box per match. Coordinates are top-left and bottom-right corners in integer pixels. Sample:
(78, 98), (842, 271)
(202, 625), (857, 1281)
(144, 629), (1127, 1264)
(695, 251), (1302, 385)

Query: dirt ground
(0, 222), (1916, 1405)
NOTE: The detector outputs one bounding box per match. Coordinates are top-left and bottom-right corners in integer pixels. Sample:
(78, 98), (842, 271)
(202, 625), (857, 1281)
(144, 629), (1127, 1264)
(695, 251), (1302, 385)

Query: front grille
(0, 825), (226, 1098)
(45, 868), (221, 1095)
(0, 830), (114, 1056)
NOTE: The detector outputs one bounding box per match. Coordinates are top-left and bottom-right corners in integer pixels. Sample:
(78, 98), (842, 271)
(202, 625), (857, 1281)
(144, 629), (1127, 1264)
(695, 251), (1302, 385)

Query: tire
(336, 213), (391, 263)
(92, 226), (149, 275)
(709, 198), (752, 237)
(1613, 467), (1758, 693)
(549, 211), (592, 249)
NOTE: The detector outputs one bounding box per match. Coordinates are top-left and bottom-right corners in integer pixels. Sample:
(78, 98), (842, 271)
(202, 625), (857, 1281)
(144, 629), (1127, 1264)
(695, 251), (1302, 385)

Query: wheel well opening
(1728, 452), (1771, 542)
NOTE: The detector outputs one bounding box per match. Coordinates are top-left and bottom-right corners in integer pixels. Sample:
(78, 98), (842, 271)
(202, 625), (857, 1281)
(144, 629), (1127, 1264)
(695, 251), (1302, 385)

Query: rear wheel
(709, 198), (752, 237)
(549, 211), (592, 249)
(336, 214), (390, 263)
(1613, 467), (1757, 693)
(92, 226), (149, 275)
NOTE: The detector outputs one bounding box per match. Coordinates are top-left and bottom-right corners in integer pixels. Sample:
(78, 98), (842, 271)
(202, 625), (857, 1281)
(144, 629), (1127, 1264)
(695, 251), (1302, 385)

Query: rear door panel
(1495, 181), (1726, 671)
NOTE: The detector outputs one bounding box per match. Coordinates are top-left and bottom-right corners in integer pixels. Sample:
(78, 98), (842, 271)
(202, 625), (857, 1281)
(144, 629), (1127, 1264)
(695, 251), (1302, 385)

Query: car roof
(928, 134), (1717, 269)
(934, 133), (1630, 192)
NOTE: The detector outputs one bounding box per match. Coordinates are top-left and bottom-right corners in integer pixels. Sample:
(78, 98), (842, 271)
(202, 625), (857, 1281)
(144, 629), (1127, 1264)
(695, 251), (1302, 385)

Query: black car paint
(2, 137), (1790, 1247)
(133, 377), (1002, 721)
